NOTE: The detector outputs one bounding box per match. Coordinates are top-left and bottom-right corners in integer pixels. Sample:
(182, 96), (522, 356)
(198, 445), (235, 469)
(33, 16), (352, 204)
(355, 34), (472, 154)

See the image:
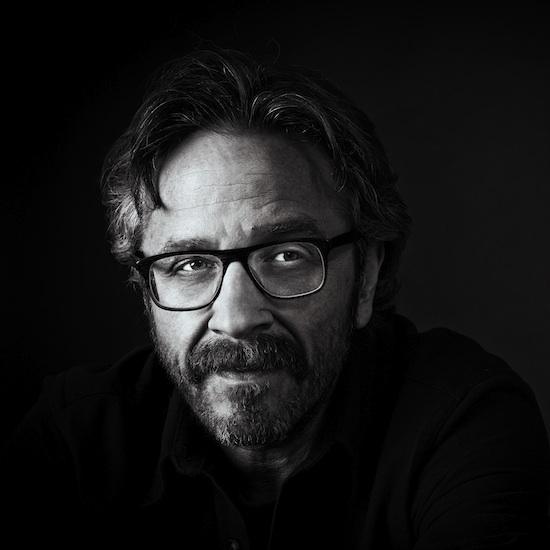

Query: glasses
(134, 231), (360, 311)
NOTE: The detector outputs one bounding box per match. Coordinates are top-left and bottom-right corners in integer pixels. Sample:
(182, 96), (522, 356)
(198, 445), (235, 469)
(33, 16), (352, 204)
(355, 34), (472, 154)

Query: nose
(207, 261), (274, 339)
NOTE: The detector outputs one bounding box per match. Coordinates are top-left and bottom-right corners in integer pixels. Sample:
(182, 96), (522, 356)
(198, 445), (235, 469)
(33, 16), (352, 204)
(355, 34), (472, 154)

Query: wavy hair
(101, 48), (411, 312)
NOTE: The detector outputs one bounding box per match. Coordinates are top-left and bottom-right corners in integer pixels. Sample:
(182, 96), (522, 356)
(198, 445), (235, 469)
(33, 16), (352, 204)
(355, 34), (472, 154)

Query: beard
(150, 316), (354, 448)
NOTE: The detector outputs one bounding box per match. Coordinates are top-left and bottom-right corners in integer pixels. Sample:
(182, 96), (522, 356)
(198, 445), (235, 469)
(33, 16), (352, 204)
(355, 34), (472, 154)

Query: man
(3, 49), (549, 549)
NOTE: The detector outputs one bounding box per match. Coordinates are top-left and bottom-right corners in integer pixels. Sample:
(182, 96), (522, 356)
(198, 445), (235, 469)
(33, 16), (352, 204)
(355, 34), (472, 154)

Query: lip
(214, 370), (278, 383)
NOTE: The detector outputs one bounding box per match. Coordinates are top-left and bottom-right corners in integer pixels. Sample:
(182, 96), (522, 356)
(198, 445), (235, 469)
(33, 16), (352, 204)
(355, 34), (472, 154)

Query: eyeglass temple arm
(327, 230), (362, 250)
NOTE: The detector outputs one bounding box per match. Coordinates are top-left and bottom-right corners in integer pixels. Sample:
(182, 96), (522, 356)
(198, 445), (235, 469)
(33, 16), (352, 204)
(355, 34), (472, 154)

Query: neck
(220, 404), (328, 506)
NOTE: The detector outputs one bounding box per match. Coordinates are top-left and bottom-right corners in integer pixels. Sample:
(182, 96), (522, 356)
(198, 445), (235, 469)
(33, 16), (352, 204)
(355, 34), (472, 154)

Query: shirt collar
(143, 389), (209, 505)
(335, 314), (417, 454)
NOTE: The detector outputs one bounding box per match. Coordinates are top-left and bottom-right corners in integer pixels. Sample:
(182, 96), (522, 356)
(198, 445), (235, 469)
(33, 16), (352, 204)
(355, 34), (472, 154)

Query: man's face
(141, 130), (380, 447)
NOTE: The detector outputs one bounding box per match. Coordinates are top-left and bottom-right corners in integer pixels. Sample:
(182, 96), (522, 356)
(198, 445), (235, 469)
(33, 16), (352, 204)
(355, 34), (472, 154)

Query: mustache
(185, 334), (309, 385)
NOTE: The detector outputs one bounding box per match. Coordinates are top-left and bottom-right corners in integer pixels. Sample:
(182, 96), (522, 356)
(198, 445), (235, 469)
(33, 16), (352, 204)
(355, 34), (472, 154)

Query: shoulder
(1, 346), (172, 521)
(21, 345), (172, 437)
(373, 317), (549, 473)
(403, 326), (534, 404)
(368, 319), (550, 545)
(4, 345), (171, 466)
(381, 321), (550, 484)
(41, 346), (158, 411)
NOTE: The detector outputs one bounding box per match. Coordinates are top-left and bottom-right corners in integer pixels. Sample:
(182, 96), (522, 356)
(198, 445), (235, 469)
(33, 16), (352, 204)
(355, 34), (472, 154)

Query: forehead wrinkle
(159, 172), (287, 206)
(159, 136), (338, 207)
(170, 175), (276, 189)
(160, 173), (314, 212)
(183, 173), (297, 191)
(158, 190), (280, 212)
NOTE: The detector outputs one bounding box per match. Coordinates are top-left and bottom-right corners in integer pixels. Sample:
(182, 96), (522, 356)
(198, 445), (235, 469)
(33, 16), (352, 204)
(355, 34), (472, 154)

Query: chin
(213, 413), (292, 448)
(196, 374), (310, 447)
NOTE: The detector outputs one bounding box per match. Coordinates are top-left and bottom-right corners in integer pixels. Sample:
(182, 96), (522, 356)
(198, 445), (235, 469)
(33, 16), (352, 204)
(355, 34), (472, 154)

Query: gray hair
(101, 48), (411, 312)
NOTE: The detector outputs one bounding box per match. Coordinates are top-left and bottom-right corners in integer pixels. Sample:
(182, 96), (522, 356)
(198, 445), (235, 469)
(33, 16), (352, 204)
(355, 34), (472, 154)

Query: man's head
(101, 49), (411, 447)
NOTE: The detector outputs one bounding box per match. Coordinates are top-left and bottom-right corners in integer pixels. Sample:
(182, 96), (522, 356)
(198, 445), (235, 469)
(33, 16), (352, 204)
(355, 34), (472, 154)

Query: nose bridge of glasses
(217, 247), (265, 294)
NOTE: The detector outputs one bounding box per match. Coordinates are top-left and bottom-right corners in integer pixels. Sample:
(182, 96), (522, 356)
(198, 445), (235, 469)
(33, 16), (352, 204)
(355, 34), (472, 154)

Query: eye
(175, 257), (213, 273)
(271, 250), (303, 263)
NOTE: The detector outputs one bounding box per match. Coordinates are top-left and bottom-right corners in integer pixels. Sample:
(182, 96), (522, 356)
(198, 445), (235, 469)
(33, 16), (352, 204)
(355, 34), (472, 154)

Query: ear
(354, 242), (385, 329)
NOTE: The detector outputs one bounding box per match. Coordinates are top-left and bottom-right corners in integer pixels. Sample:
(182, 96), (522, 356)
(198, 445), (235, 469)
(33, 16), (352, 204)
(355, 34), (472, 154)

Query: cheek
(150, 308), (207, 355)
(274, 268), (356, 359)
(322, 256), (359, 312)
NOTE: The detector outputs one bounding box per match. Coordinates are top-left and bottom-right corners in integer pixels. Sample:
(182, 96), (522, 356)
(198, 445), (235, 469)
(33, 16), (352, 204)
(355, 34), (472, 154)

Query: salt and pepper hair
(101, 48), (411, 312)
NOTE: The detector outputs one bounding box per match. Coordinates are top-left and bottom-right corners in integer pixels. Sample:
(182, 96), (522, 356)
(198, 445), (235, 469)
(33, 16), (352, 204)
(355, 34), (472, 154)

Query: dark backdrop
(3, 4), (549, 442)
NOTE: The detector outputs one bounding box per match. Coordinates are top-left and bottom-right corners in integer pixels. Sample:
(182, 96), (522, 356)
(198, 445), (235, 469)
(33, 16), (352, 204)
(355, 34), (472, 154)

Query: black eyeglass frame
(134, 230), (361, 311)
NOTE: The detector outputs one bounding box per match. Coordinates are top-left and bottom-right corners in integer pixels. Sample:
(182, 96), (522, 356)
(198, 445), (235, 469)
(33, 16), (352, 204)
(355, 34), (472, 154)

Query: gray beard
(150, 318), (354, 448)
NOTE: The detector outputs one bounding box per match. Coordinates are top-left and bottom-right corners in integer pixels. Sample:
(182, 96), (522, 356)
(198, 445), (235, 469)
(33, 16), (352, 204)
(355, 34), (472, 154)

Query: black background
(3, 4), (549, 441)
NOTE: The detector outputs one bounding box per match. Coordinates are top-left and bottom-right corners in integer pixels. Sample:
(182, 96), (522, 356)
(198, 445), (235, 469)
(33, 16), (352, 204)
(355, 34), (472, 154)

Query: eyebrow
(158, 217), (324, 254)
(251, 217), (324, 238)
(160, 237), (215, 253)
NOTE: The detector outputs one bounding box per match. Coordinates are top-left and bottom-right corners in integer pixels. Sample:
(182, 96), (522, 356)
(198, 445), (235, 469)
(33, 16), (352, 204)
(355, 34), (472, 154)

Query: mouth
(214, 370), (277, 382)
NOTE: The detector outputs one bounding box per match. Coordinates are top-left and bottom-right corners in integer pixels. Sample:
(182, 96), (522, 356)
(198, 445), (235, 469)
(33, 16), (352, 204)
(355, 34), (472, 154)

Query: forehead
(142, 130), (350, 253)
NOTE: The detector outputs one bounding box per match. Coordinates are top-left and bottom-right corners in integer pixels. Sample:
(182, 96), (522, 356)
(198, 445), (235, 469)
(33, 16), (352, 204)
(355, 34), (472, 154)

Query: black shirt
(2, 315), (549, 548)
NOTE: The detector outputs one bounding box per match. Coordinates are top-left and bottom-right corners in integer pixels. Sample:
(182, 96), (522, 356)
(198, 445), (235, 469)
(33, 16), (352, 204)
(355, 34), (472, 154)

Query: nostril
(209, 315), (274, 339)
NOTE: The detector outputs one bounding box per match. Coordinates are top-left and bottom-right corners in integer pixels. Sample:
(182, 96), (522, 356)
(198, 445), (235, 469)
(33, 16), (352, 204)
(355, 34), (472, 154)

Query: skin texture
(141, 130), (383, 501)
